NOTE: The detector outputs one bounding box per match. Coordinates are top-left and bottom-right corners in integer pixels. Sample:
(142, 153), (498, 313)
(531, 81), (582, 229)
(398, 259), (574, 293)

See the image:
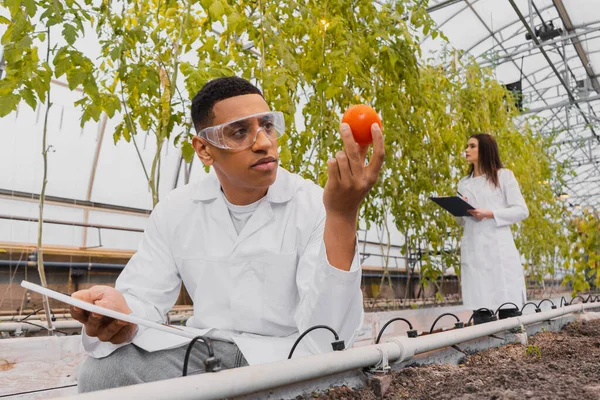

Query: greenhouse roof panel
(426, 0), (600, 209)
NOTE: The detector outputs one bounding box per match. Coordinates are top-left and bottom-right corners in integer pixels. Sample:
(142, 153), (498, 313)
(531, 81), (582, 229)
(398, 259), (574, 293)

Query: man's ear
(192, 136), (214, 166)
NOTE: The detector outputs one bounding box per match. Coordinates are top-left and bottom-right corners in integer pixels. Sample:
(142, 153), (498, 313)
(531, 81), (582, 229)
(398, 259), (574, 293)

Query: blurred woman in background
(457, 133), (529, 324)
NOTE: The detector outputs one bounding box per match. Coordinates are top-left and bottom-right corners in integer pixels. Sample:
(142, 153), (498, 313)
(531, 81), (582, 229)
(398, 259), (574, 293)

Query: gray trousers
(77, 340), (248, 393)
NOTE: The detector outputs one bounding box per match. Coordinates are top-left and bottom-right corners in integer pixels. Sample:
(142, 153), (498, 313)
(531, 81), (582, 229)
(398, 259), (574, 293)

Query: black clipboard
(429, 196), (475, 217)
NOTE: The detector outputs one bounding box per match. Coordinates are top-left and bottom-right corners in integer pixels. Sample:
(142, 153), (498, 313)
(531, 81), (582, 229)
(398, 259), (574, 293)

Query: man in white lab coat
(71, 76), (385, 392)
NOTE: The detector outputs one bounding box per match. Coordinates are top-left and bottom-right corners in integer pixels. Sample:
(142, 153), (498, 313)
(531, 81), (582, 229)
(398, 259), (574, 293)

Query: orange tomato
(341, 104), (382, 146)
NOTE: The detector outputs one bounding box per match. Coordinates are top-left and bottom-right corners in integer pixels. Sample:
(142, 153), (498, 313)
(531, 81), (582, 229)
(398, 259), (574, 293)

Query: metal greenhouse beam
(466, 4), (562, 56)
(522, 93), (600, 114)
(427, 0), (464, 13)
(508, 0), (600, 145)
(463, 0), (558, 127)
(420, 0), (475, 44)
(553, 0), (600, 94)
(477, 26), (600, 67)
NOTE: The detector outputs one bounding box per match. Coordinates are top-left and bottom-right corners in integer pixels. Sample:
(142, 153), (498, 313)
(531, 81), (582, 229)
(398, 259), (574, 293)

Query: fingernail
(91, 313), (102, 319)
(73, 307), (80, 312)
(340, 122), (350, 131)
(117, 320), (127, 326)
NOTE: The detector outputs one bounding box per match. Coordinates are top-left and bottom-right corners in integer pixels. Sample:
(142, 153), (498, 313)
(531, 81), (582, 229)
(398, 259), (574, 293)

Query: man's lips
(251, 157), (278, 167)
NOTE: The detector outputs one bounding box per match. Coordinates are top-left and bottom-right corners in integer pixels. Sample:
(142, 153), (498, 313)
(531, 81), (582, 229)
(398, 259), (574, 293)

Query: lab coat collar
(191, 167), (296, 204)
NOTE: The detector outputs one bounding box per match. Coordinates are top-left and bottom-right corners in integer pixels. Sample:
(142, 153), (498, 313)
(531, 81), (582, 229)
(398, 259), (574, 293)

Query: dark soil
(316, 318), (600, 400)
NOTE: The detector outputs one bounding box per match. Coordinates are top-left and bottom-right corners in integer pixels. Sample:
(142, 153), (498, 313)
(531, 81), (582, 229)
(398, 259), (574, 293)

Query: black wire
(0, 384), (77, 398)
(537, 298), (556, 309)
(520, 302), (540, 313)
(466, 308), (494, 326)
(494, 302), (520, 315)
(375, 317), (414, 344)
(13, 303), (58, 323)
(11, 308), (44, 322)
(288, 325), (339, 360)
(570, 295), (586, 305)
(17, 320), (70, 335)
(560, 296), (569, 307)
(429, 313), (461, 333)
(182, 335), (214, 377)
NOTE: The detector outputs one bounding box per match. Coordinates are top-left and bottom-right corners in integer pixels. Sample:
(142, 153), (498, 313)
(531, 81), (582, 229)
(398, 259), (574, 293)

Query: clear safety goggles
(197, 111), (285, 150)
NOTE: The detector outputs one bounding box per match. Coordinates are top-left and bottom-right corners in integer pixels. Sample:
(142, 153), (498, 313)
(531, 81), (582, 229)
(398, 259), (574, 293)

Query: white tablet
(21, 280), (197, 339)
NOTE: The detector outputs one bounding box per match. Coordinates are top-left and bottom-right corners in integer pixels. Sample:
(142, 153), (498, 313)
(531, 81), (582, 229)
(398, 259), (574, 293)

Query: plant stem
(120, 84), (150, 183)
(149, 137), (164, 208)
(37, 26), (54, 334)
(147, 0), (191, 208)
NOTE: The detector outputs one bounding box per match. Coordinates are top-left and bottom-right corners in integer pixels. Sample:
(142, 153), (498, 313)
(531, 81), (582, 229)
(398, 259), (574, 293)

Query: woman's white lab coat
(457, 168), (529, 311)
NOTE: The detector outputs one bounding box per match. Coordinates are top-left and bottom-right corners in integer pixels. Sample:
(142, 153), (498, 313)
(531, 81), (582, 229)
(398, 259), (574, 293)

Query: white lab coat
(457, 168), (529, 311)
(82, 167), (364, 365)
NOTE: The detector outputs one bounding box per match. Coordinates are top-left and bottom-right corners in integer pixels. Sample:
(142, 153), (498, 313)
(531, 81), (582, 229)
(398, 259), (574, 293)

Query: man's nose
(251, 128), (273, 151)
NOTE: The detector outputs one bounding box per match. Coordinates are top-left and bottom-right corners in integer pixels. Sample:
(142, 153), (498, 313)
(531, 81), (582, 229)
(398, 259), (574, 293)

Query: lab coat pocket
(254, 251), (298, 321)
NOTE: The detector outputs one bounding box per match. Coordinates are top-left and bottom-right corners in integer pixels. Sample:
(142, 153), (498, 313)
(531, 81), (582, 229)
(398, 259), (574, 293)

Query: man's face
(193, 94), (279, 192)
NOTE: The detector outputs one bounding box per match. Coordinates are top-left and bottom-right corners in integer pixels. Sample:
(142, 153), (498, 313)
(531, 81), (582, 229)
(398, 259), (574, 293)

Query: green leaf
(66, 70), (88, 90)
(62, 24), (78, 46)
(209, 0), (225, 20)
(228, 12), (242, 32)
(181, 140), (195, 163)
(0, 94), (20, 117)
(30, 77), (48, 103)
(19, 86), (36, 109)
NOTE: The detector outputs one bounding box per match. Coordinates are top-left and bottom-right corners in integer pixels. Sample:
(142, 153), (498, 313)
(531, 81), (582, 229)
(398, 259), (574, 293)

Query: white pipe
(0, 312), (192, 322)
(409, 303), (585, 354)
(0, 316), (190, 332)
(0, 320), (83, 332)
(65, 302), (600, 400)
(0, 317), (190, 333)
(65, 341), (409, 400)
(0, 314), (72, 321)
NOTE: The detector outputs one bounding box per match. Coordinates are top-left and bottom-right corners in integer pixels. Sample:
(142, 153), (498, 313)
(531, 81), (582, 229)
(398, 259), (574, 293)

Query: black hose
(375, 318), (414, 344)
(495, 302), (520, 315)
(182, 335), (214, 376)
(537, 299), (556, 309)
(521, 302), (540, 313)
(429, 313), (462, 334)
(570, 295), (586, 305)
(16, 320), (70, 335)
(466, 308), (494, 326)
(11, 308), (44, 322)
(288, 325), (340, 359)
(560, 296), (569, 307)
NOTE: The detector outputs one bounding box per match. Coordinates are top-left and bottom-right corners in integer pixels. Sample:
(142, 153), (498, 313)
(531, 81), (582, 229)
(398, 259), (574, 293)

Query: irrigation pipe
(64, 302), (600, 400)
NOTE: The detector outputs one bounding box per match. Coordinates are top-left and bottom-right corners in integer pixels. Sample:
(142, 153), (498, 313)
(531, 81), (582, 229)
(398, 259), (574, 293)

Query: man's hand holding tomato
(322, 107), (385, 272)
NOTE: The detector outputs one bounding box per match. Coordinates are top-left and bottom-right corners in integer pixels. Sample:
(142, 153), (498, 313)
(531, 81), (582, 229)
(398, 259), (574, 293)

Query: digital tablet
(429, 196), (475, 217)
(20, 280), (196, 339)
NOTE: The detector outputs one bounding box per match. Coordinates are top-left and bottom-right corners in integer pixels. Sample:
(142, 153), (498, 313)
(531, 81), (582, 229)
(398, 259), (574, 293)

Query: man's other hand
(70, 285), (137, 344)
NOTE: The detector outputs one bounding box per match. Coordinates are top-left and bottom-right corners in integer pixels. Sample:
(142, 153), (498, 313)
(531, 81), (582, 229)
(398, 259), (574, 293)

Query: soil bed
(316, 318), (600, 399)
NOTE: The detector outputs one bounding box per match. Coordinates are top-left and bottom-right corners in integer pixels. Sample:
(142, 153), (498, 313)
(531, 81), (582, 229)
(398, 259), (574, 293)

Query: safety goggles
(197, 111), (285, 150)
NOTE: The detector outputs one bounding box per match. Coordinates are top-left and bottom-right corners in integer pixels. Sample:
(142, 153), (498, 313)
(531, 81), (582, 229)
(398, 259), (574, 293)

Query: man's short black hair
(191, 76), (264, 131)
